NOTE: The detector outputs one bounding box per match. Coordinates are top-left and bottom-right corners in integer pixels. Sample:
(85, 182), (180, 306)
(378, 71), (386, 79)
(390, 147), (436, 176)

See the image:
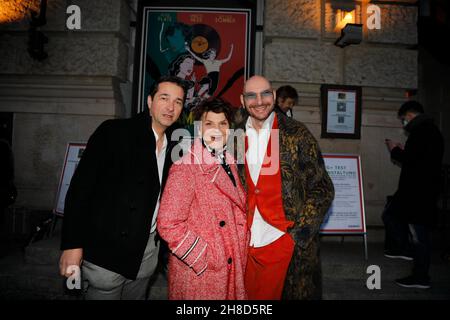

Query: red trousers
(245, 233), (295, 300)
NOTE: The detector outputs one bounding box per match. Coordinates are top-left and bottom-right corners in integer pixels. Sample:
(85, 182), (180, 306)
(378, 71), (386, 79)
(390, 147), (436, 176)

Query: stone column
(0, 0), (130, 209)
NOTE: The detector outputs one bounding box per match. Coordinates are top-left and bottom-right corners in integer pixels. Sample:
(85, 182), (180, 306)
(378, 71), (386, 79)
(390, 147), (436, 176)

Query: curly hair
(192, 98), (236, 125)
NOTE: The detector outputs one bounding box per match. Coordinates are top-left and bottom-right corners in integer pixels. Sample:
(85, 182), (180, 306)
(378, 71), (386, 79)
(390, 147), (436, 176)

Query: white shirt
(245, 112), (285, 247)
(150, 127), (167, 233)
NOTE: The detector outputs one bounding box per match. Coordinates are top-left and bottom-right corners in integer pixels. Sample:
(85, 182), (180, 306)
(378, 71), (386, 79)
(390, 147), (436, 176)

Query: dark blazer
(390, 114), (444, 226)
(61, 109), (176, 279)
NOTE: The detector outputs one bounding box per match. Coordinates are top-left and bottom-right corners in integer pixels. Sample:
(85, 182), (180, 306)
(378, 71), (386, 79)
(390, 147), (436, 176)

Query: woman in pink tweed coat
(157, 98), (248, 300)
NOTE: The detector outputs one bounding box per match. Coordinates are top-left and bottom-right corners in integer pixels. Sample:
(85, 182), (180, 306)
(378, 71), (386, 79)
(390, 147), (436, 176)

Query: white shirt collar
(151, 127), (167, 153)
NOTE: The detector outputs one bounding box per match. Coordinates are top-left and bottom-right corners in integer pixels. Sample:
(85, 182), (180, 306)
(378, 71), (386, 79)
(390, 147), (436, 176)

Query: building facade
(0, 0), (445, 231)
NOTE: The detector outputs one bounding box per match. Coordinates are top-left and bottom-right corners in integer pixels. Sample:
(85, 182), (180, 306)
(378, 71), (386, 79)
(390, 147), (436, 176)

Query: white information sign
(320, 154), (366, 234)
(54, 143), (87, 216)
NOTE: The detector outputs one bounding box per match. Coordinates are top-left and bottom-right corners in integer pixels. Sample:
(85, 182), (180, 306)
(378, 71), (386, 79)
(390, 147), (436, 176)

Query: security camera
(335, 23), (363, 48)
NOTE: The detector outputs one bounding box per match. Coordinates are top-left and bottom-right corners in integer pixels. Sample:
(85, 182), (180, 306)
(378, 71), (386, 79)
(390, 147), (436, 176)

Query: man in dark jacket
(274, 85), (298, 118)
(59, 76), (186, 299)
(384, 100), (444, 289)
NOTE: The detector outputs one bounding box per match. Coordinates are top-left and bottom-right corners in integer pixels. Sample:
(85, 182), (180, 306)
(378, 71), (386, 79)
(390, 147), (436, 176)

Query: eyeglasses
(242, 90), (273, 102)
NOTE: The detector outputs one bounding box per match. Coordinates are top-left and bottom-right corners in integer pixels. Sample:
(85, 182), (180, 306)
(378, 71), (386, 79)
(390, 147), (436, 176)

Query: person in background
(275, 85), (298, 118)
(384, 100), (444, 289)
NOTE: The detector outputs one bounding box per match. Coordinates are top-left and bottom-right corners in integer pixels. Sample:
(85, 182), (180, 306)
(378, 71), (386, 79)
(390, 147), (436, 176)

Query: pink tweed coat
(157, 138), (248, 300)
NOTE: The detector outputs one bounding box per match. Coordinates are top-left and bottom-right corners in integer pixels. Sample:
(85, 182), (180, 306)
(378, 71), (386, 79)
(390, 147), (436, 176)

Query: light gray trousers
(82, 232), (159, 300)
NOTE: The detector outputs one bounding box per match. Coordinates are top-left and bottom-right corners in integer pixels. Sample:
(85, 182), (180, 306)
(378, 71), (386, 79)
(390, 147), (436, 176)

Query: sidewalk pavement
(147, 236), (450, 300)
(1, 232), (449, 300)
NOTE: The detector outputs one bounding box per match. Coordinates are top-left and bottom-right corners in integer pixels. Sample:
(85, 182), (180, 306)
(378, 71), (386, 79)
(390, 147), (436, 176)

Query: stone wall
(0, 0), (421, 227)
(0, 0), (131, 209)
(264, 0), (418, 227)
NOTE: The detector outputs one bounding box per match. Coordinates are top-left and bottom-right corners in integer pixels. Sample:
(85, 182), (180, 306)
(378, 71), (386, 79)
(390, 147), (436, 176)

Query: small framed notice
(54, 143), (87, 216)
(320, 154), (366, 234)
(320, 84), (362, 139)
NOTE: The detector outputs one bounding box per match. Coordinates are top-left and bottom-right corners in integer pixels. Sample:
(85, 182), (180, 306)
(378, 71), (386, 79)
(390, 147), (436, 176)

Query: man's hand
(59, 248), (83, 277)
(385, 139), (403, 152)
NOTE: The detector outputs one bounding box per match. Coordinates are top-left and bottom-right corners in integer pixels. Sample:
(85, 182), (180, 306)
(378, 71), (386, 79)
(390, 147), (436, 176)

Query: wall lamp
(335, 23), (363, 47)
(331, 0), (362, 48)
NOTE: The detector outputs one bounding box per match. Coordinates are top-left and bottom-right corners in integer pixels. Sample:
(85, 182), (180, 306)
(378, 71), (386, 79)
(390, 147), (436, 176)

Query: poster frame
(132, 0), (256, 116)
(320, 84), (362, 139)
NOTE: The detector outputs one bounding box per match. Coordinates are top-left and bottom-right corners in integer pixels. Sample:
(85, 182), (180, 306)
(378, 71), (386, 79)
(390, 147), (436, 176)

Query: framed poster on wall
(320, 84), (362, 139)
(132, 0), (256, 124)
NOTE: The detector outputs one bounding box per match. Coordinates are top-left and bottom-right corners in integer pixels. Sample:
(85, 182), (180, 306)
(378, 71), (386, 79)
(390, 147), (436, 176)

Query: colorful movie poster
(136, 7), (251, 124)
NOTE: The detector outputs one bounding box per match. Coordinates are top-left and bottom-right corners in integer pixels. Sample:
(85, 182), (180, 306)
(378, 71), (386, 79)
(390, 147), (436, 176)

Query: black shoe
(384, 250), (413, 261)
(395, 275), (431, 289)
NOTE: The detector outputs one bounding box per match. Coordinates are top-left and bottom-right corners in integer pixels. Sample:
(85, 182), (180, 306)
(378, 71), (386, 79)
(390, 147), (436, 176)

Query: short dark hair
(276, 85), (298, 104)
(397, 100), (424, 117)
(149, 76), (188, 104)
(192, 98), (236, 125)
